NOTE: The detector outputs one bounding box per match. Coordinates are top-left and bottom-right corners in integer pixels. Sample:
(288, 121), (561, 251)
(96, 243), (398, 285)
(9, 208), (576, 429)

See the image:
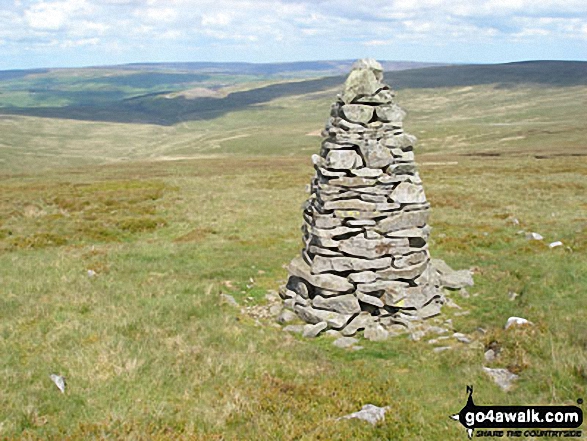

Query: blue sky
(0, 0), (586, 70)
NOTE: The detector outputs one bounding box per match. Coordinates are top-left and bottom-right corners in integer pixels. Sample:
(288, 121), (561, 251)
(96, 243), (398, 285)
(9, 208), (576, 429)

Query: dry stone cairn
(280, 59), (471, 339)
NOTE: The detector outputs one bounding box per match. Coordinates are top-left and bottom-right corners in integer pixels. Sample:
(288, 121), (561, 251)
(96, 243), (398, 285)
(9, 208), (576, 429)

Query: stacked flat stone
(281, 59), (444, 337)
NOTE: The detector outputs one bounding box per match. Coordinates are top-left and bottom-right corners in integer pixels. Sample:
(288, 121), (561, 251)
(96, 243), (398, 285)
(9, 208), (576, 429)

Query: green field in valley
(0, 62), (586, 440)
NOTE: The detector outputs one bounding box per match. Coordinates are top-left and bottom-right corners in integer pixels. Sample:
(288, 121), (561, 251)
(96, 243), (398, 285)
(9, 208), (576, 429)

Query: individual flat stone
(375, 210), (429, 233)
(417, 300), (443, 319)
(357, 193), (388, 203)
(484, 349), (499, 363)
(504, 316), (533, 330)
(327, 176), (378, 188)
(348, 271), (378, 284)
(382, 133), (417, 149)
(279, 287), (296, 300)
(332, 117), (366, 132)
(322, 140), (358, 151)
(374, 122), (403, 133)
(384, 227), (430, 239)
(375, 104), (406, 123)
(399, 286), (440, 309)
(432, 260), (474, 289)
(364, 324), (390, 342)
(359, 139), (393, 169)
(357, 280), (408, 294)
(286, 276), (310, 299)
(325, 149), (364, 170)
(377, 174), (403, 185)
(340, 104), (374, 124)
(314, 215), (343, 229)
(308, 246), (343, 257)
(387, 163), (418, 175)
(341, 313), (376, 336)
(439, 270), (474, 290)
(312, 294), (361, 314)
(288, 256), (354, 292)
(390, 182), (426, 204)
(352, 185), (400, 195)
(345, 219), (377, 227)
(310, 236), (341, 249)
(413, 266), (440, 287)
(317, 167), (347, 178)
(322, 199), (379, 212)
(220, 294), (239, 307)
(375, 202), (401, 212)
(394, 151), (415, 162)
(392, 251), (428, 269)
(381, 287), (407, 306)
(311, 255), (392, 273)
(294, 294), (309, 307)
(338, 236), (409, 259)
(350, 167), (384, 178)
(341, 68), (382, 104)
(337, 404), (390, 425)
(357, 292), (385, 308)
(354, 89), (394, 105)
(277, 309), (298, 324)
(333, 210), (391, 220)
(482, 367), (519, 391)
(302, 321), (328, 338)
(308, 225), (362, 239)
(294, 304), (353, 328)
(430, 258), (454, 275)
(352, 58), (384, 79)
(314, 288), (346, 298)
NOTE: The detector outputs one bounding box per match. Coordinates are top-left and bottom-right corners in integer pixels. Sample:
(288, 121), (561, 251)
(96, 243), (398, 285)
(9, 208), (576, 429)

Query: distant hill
(387, 60), (587, 89)
(99, 60), (446, 77)
(0, 60), (585, 125)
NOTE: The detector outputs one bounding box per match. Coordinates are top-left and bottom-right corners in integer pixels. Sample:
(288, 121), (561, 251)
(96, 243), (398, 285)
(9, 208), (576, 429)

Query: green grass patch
(0, 79), (585, 439)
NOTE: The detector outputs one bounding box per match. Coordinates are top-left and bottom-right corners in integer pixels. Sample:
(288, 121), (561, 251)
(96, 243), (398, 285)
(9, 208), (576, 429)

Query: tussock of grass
(0, 179), (174, 252)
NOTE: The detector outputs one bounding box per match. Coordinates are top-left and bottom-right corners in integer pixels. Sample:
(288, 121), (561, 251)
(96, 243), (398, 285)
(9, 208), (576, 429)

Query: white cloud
(160, 29), (182, 39)
(24, 0), (93, 31)
(363, 39), (391, 46)
(142, 7), (178, 23)
(201, 12), (233, 27)
(60, 37), (100, 47)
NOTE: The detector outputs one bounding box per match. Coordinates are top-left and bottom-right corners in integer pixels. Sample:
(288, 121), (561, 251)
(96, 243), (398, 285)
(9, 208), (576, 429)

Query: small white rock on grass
(483, 367), (518, 391)
(219, 293), (239, 307)
(525, 232), (543, 241)
(505, 316), (533, 330)
(50, 374), (66, 393)
(337, 404), (390, 425)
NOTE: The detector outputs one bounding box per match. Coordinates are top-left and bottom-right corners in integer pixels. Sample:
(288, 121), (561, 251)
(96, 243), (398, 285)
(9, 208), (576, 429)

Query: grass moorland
(0, 65), (586, 440)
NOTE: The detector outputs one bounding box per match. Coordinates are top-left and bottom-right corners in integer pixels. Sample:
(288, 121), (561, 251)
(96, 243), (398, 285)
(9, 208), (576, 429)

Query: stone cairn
(280, 59), (472, 339)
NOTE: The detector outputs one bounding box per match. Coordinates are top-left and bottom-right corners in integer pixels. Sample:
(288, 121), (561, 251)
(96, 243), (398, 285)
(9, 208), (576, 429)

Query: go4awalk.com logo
(450, 386), (583, 439)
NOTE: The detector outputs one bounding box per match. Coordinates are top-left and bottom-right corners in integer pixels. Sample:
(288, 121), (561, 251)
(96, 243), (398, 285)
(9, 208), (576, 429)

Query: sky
(0, 0), (586, 70)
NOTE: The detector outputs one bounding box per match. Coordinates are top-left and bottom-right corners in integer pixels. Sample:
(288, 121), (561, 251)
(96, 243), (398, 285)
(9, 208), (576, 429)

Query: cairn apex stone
(341, 60), (385, 104)
(351, 58), (384, 78)
(281, 59), (473, 337)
